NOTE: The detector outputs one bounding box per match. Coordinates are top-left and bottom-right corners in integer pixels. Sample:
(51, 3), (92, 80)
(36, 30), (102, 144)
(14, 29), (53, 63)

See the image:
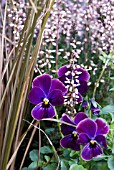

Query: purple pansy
(77, 118), (109, 161)
(90, 98), (100, 115)
(57, 65), (90, 103)
(28, 74), (67, 120)
(60, 112), (88, 151)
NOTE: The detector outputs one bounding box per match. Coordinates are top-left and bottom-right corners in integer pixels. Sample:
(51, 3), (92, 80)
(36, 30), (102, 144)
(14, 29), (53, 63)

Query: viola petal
(49, 78), (67, 95)
(77, 80), (88, 94)
(75, 68), (90, 82)
(95, 135), (107, 149)
(74, 112), (88, 125)
(61, 114), (76, 135)
(48, 89), (64, 106)
(60, 134), (80, 151)
(58, 65), (71, 77)
(92, 144), (103, 158)
(32, 74), (51, 95)
(77, 118), (97, 139)
(59, 75), (67, 85)
(95, 118), (109, 136)
(81, 143), (103, 161)
(78, 133), (89, 145)
(28, 87), (45, 104)
(76, 93), (83, 103)
(81, 143), (93, 161)
(31, 103), (55, 120)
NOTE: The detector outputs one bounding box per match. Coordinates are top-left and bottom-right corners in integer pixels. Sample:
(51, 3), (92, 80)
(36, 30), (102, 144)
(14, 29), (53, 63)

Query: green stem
(54, 108), (64, 138)
(92, 59), (110, 99)
(80, 146), (84, 166)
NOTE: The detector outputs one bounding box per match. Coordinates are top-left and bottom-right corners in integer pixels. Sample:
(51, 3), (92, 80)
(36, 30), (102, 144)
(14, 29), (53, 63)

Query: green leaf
(101, 51), (108, 58)
(43, 163), (57, 170)
(45, 128), (54, 134)
(68, 160), (77, 166)
(44, 155), (50, 162)
(63, 149), (69, 157)
(69, 164), (87, 170)
(110, 77), (114, 80)
(91, 161), (109, 170)
(102, 105), (114, 122)
(102, 104), (114, 114)
(22, 168), (28, 170)
(109, 88), (114, 91)
(70, 150), (77, 157)
(99, 55), (106, 63)
(61, 159), (69, 170)
(29, 149), (38, 161)
(40, 146), (53, 154)
(28, 161), (37, 170)
(108, 156), (114, 170)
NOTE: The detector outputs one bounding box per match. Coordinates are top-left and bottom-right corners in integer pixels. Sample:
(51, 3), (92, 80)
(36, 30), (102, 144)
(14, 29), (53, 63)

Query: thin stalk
(30, 0), (37, 13)
(55, 108), (64, 138)
(10, 81), (29, 170)
(42, 118), (76, 127)
(19, 121), (39, 170)
(24, 120), (60, 170)
(0, 0), (7, 99)
(0, 33), (15, 45)
(92, 59), (110, 98)
(0, 2), (7, 157)
(6, 119), (35, 170)
(19, 64), (35, 134)
(38, 122), (41, 169)
(2, 46), (15, 80)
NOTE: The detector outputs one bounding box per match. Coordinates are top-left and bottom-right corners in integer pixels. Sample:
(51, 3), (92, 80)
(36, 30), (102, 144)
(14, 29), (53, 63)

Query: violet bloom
(60, 112), (88, 151)
(28, 74), (67, 120)
(82, 100), (88, 109)
(77, 118), (109, 161)
(57, 65), (90, 103)
(90, 98), (100, 115)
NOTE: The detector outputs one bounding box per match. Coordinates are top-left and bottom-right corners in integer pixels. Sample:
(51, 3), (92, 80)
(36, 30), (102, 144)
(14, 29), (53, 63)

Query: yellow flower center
(90, 140), (95, 145)
(43, 98), (49, 105)
(72, 131), (77, 137)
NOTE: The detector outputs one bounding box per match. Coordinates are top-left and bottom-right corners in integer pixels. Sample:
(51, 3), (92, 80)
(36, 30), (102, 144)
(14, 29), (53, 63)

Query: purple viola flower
(28, 74), (67, 120)
(82, 100), (88, 109)
(57, 65), (90, 103)
(60, 112), (88, 151)
(90, 98), (100, 115)
(77, 118), (109, 161)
